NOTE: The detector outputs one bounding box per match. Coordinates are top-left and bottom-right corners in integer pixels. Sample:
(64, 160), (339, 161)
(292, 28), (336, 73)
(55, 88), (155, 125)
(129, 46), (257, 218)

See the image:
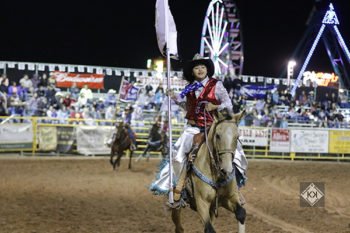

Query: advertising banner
(76, 126), (114, 155)
(38, 126), (57, 151)
(239, 127), (269, 146)
(240, 85), (277, 99)
(270, 128), (290, 152)
(329, 130), (350, 154)
(0, 123), (33, 149)
(56, 126), (76, 153)
(290, 129), (329, 153)
(51, 71), (104, 89)
(136, 76), (187, 91)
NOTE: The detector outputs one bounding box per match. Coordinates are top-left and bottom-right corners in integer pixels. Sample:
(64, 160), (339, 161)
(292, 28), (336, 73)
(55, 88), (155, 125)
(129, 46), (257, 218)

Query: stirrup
(166, 198), (188, 209)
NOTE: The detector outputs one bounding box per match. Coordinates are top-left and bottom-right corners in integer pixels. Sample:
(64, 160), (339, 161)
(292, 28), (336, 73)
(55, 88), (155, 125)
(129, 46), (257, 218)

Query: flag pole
(164, 0), (174, 204)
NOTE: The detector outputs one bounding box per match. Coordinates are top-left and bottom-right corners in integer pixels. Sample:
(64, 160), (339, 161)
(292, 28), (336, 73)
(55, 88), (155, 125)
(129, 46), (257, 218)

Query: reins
(203, 109), (221, 174)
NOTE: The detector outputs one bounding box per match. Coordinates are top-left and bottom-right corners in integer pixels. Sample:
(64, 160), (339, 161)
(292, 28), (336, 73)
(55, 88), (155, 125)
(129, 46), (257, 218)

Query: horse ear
(218, 108), (232, 120)
(232, 110), (245, 123)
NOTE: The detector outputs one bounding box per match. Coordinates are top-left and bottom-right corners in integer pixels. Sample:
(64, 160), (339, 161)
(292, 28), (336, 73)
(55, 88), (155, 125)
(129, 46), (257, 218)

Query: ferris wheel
(200, 0), (243, 79)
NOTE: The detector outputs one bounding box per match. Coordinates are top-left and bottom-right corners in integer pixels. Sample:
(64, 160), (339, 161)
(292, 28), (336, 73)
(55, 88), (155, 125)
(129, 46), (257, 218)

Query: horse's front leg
(114, 151), (123, 169)
(171, 208), (184, 233)
(128, 150), (132, 169)
(220, 185), (246, 233)
(110, 148), (116, 169)
(196, 197), (216, 233)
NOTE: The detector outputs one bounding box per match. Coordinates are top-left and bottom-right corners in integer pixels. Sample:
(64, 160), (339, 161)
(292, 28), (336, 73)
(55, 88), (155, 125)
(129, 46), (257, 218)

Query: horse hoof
(234, 204), (246, 225)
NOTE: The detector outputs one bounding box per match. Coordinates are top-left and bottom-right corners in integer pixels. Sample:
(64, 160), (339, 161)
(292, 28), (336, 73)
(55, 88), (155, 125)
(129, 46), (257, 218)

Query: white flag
(155, 0), (178, 58)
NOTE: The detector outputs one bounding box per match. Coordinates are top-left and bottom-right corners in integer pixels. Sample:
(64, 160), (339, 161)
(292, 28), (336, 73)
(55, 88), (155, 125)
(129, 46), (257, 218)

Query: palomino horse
(171, 110), (246, 233)
(109, 122), (134, 170)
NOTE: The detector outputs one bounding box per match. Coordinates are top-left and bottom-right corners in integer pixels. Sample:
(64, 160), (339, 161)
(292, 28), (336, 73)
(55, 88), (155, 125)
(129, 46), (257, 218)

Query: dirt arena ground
(0, 156), (349, 233)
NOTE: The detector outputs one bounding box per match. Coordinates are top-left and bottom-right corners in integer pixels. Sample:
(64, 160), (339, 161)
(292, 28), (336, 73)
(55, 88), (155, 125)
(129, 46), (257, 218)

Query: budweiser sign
(51, 71), (105, 89)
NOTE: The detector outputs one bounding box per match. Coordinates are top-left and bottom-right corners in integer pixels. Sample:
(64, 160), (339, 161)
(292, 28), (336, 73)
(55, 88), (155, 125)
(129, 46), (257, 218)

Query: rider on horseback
(150, 54), (235, 207)
(106, 104), (137, 151)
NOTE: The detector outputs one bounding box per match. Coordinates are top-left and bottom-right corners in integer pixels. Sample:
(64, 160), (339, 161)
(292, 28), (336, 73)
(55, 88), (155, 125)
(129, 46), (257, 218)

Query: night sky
(0, 0), (349, 77)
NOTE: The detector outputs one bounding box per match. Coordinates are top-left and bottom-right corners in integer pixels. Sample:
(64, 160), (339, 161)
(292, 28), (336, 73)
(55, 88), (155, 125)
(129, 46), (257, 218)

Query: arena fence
(1, 116), (349, 161)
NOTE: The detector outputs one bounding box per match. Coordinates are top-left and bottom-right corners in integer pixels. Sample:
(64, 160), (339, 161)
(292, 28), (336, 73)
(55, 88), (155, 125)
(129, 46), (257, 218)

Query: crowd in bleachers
(0, 73), (120, 124)
(224, 77), (350, 128)
(0, 73), (349, 128)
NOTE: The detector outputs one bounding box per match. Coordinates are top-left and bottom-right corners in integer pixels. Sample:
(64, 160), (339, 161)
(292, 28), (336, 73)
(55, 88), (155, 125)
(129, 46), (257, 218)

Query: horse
(136, 123), (169, 161)
(109, 122), (134, 170)
(171, 110), (246, 233)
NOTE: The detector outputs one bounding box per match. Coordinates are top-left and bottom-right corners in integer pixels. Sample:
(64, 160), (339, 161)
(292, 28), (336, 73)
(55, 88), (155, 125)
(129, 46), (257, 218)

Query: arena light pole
(287, 60), (296, 87)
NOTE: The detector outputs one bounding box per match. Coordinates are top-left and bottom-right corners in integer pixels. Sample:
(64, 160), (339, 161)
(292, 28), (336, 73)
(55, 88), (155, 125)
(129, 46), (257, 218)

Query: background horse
(109, 122), (133, 170)
(137, 123), (169, 161)
(172, 111), (246, 233)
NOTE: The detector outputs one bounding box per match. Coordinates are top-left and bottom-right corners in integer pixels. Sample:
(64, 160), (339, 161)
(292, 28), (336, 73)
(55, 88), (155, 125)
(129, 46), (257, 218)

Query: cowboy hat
(183, 54), (215, 82)
(107, 89), (117, 94)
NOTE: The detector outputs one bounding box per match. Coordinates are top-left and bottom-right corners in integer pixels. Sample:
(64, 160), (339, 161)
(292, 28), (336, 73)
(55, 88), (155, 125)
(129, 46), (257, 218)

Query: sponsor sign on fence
(0, 123), (33, 149)
(329, 130), (350, 154)
(239, 128), (269, 146)
(56, 126), (76, 153)
(38, 126), (57, 151)
(290, 129), (329, 153)
(270, 129), (290, 152)
(76, 126), (114, 155)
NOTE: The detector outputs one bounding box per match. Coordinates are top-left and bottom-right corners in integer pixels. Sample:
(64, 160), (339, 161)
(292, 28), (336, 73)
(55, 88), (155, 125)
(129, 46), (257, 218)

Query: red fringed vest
(185, 78), (220, 127)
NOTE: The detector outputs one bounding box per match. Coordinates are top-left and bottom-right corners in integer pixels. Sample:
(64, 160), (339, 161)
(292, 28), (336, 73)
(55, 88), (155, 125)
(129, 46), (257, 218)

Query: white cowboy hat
(108, 89), (117, 94)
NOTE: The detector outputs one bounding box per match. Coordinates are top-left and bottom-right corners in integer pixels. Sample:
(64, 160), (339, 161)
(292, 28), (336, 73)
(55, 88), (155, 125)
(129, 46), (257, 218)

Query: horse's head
(114, 122), (129, 144)
(211, 110), (245, 177)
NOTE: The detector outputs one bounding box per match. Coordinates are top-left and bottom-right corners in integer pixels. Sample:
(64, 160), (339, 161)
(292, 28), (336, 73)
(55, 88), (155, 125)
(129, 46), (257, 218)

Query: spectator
(104, 89), (117, 106)
(0, 77), (9, 94)
(298, 90), (308, 106)
(48, 75), (56, 87)
(104, 103), (116, 125)
(57, 105), (70, 123)
(78, 84), (93, 106)
(38, 73), (48, 87)
(62, 93), (73, 108)
(8, 81), (20, 97)
(45, 85), (57, 106)
(36, 85), (46, 97)
(0, 92), (8, 116)
(68, 82), (80, 100)
(144, 81), (153, 94)
(26, 92), (40, 116)
(46, 105), (58, 118)
(94, 98), (105, 112)
(31, 74), (40, 89)
(154, 87), (165, 111)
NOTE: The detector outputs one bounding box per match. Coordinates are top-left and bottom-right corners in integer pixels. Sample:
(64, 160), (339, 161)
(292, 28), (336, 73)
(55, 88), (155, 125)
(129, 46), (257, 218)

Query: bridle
(203, 108), (237, 175)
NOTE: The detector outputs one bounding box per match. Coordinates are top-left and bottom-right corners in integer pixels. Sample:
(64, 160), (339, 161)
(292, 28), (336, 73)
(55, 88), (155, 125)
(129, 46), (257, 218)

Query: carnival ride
(200, 0), (243, 79)
(289, 2), (350, 96)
